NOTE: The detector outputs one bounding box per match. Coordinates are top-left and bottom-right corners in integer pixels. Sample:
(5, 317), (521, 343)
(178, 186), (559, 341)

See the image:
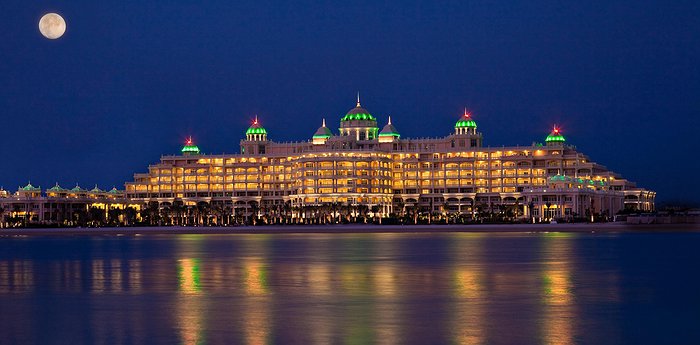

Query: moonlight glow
(38, 13), (66, 39)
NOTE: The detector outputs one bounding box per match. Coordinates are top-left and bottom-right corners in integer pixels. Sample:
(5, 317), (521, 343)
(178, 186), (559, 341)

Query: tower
(246, 116), (268, 142)
(312, 118), (333, 145)
(452, 108), (483, 148)
(338, 93), (379, 141)
(378, 116), (401, 143)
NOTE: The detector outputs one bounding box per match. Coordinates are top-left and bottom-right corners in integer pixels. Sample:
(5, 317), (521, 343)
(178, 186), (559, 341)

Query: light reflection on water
(541, 235), (575, 345)
(1, 231), (699, 344)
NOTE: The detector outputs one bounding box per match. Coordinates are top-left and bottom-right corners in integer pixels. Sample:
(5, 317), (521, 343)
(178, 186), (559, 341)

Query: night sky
(1, 1), (698, 204)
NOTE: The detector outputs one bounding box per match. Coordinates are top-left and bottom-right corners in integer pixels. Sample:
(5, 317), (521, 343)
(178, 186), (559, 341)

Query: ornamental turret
(246, 116), (268, 141)
(17, 182), (41, 198)
(454, 108), (477, 135)
(46, 183), (67, 197)
(312, 118), (333, 145)
(378, 116), (400, 143)
(545, 126), (566, 147)
(181, 137), (201, 156)
(338, 93), (379, 141)
(451, 108), (483, 148)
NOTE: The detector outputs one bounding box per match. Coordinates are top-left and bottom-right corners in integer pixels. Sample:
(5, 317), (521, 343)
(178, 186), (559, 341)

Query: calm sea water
(1, 229), (699, 345)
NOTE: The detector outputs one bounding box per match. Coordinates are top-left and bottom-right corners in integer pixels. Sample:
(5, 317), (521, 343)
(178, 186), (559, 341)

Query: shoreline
(1, 223), (698, 236)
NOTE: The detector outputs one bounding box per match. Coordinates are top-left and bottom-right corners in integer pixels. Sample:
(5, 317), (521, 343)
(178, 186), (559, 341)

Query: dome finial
(254, 115), (259, 125)
(356, 91), (361, 107)
(388, 115), (392, 125)
(322, 118), (326, 127)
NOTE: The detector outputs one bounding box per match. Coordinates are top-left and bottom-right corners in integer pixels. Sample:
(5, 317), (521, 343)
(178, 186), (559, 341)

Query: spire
(322, 118), (326, 127)
(356, 91), (361, 107)
(388, 115), (392, 125)
(464, 107), (469, 117)
(254, 115), (259, 125)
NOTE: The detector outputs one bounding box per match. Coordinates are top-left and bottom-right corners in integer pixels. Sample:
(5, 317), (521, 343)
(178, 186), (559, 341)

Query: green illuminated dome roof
(341, 94), (376, 122)
(90, 185), (104, 193)
(21, 182), (40, 191)
(108, 187), (121, 195)
(181, 137), (200, 154)
(549, 175), (606, 186)
(455, 110), (477, 128)
(313, 119), (333, 138)
(246, 117), (267, 135)
(71, 184), (86, 192)
(48, 183), (66, 192)
(545, 127), (566, 143)
(378, 116), (400, 137)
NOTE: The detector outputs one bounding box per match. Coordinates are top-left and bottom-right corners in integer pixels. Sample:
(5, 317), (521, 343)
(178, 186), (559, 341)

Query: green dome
(455, 111), (477, 128)
(246, 126), (267, 135)
(341, 106), (376, 121)
(21, 182), (40, 191)
(181, 137), (200, 154)
(313, 119), (333, 138)
(341, 95), (376, 122)
(378, 116), (400, 137)
(545, 127), (566, 143)
(48, 183), (66, 192)
(246, 117), (267, 135)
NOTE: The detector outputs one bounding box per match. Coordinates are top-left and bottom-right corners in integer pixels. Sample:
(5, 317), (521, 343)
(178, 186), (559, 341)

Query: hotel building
(0, 184), (135, 227)
(125, 97), (655, 222)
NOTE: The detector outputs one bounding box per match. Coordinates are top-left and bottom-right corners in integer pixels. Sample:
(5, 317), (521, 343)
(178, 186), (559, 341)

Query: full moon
(38, 13), (66, 39)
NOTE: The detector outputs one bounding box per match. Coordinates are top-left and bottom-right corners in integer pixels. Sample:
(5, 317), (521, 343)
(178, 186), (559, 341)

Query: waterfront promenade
(1, 222), (698, 236)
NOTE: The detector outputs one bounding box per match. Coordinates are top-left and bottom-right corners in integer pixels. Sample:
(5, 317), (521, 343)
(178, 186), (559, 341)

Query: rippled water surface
(1, 230), (699, 344)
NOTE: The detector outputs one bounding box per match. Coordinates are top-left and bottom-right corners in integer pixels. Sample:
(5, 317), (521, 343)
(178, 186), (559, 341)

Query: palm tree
(196, 201), (210, 226)
(371, 205), (381, 224)
(250, 201), (259, 225)
(171, 201), (185, 226)
(123, 206), (137, 226)
(396, 200), (405, 219)
(210, 203), (224, 226)
(108, 207), (123, 226)
(143, 201), (160, 226)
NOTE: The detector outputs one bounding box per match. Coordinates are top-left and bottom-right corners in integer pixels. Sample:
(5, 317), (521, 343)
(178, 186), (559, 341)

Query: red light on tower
(463, 107), (471, 118)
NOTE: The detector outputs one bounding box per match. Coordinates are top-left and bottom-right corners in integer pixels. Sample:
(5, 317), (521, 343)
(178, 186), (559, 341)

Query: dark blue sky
(2, 1), (698, 204)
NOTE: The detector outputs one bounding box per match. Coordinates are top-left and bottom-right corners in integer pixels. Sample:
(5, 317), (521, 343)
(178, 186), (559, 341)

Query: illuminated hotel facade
(125, 97), (655, 222)
(0, 183), (135, 227)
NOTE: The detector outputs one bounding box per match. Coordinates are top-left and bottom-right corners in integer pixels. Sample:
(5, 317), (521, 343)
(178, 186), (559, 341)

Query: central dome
(341, 94), (376, 121)
(341, 105), (376, 121)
